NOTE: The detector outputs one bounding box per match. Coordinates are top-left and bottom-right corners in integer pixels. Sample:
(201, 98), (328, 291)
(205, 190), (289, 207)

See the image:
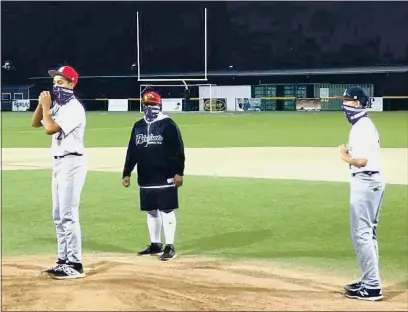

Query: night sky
(2, 1), (408, 83)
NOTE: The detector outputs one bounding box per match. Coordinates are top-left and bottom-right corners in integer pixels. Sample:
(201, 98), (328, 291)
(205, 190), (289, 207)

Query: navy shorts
(139, 186), (179, 211)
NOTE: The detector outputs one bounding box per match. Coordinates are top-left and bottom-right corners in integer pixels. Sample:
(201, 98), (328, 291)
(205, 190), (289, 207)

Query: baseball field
(2, 111), (407, 311)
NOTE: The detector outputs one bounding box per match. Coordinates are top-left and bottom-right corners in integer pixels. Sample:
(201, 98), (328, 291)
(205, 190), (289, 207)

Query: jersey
(122, 113), (185, 188)
(45, 98), (86, 157)
(347, 117), (382, 175)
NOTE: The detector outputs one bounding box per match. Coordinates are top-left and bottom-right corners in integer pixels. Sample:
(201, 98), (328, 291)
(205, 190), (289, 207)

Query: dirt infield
(2, 147), (408, 311)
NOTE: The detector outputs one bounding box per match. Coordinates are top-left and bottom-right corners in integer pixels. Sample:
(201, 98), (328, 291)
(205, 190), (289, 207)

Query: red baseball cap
(48, 65), (79, 86)
(142, 91), (162, 105)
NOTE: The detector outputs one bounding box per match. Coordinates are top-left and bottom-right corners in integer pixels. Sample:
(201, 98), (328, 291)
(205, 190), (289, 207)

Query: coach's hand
(39, 91), (52, 109)
(174, 174), (183, 188)
(122, 176), (131, 188)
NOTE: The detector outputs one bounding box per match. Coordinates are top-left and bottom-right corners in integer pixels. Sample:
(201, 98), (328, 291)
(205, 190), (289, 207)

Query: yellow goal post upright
(139, 81), (218, 113)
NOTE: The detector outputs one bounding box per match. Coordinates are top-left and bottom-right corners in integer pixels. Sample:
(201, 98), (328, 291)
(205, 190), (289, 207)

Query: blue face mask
(52, 85), (74, 105)
(342, 104), (368, 125)
(143, 104), (161, 122)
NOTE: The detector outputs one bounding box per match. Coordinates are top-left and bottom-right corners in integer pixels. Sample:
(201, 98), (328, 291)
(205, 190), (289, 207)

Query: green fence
(251, 83), (374, 111)
(252, 84), (278, 110)
(314, 83), (374, 111)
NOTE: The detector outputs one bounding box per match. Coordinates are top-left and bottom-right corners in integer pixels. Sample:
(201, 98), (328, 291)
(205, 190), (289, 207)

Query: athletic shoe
(49, 262), (85, 280)
(160, 244), (177, 261)
(345, 287), (383, 301)
(138, 243), (163, 256)
(344, 281), (362, 291)
(41, 258), (67, 275)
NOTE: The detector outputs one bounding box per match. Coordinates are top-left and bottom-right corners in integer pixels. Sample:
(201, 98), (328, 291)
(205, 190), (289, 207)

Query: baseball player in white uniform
(338, 86), (384, 301)
(31, 65), (87, 279)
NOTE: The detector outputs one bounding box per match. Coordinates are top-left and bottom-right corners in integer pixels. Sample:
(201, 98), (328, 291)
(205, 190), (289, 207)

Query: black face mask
(52, 85), (74, 105)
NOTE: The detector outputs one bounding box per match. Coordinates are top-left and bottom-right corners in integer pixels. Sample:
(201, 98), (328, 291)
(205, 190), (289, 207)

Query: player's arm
(340, 153), (367, 168)
(38, 91), (62, 135)
(53, 105), (84, 136)
(31, 103), (43, 128)
(42, 107), (61, 135)
(166, 120), (185, 186)
(122, 124), (138, 186)
(339, 133), (370, 168)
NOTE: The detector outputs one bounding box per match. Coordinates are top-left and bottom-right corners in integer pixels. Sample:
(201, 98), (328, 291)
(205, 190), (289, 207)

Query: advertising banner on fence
(296, 98), (321, 111)
(12, 99), (30, 111)
(319, 88), (330, 102)
(162, 98), (183, 112)
(199, 85), (251, 111)
(108, 99), (128, 112)
(235, 98), (262, 111)
(203, 98), (226, 112)
(367, 97), (383, 112)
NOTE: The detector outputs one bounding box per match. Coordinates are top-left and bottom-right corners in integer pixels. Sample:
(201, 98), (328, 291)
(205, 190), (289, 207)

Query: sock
(147, 210), (162, 244)
(161, 210), (177, 245)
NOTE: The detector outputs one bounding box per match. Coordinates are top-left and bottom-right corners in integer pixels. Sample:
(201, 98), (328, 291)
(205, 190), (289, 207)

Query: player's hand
(122, 176), (131, 188)
(338, 144), (349, 155)
(174, 174), (183, 188)
(39, 91), (52, 109)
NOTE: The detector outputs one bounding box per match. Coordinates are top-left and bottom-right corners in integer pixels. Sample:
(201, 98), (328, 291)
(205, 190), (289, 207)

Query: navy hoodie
(122, 113), (185, 188)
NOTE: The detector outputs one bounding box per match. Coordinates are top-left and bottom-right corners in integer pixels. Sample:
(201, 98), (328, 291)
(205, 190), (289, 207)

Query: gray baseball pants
(350, 172), (385, 289)
(52, 155), (87, 264)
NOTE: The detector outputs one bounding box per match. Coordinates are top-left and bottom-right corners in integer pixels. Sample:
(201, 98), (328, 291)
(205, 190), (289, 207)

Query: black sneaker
(41, 258), (67, 276)
(344, 281), (362, 291)
(50, 262), (85, 280)
(345, 286), (383, 301)
(160, 244), (177, 261)
(138, 243), (163, 256)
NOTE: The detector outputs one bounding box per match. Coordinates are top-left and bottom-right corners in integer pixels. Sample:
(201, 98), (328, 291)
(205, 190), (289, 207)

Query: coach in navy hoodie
(122, 91), (185, 261)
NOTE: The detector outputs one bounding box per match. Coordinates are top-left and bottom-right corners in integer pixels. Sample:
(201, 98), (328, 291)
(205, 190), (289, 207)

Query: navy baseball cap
(338, 86), (369, 107)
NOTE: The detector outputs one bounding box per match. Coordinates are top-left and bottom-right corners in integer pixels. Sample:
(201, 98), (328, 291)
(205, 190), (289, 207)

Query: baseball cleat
(49, 263), (86, 280)
(345, 287), (383, 301)
(41, 258), (67, 276)
(138, 243), (163, 256)
(344, 281), (362, 291)
(160, 244), (177, 261)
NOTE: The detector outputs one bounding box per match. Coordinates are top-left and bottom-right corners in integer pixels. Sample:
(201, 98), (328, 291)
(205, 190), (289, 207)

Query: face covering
(342, 104), (368, 125)
(52, 85), (74, 105)
(143, 104), (161, 122)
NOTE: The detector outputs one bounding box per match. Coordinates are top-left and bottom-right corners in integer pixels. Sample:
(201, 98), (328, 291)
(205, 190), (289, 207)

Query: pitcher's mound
(2, 254), (407, 311)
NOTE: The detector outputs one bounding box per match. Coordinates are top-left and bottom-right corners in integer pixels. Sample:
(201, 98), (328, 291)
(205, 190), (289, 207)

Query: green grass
(2, 170), (407, 282)
(2, 111), (407, 148)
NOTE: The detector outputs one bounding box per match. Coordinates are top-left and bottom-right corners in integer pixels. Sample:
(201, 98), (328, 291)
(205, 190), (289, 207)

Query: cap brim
(48, 69), (59, 77)
(337, 96), (354, 101)
(48, 69), (72, 82)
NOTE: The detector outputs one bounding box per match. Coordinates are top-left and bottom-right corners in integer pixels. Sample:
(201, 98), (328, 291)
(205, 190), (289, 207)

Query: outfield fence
(2, 81), (408, 112)
(2, 95), (407, 113)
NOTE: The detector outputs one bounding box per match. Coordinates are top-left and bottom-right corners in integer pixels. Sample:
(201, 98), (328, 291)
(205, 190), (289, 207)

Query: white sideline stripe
(10, 124), (213, 134)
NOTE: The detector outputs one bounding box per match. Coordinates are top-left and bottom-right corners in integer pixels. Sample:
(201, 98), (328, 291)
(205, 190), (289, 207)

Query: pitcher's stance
(122, 91), (185, 261)
(338, 86), (384, 301)
(31, 65), (87, 279)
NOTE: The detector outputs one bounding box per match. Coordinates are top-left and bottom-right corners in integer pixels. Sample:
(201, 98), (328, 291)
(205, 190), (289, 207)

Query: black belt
(352, 171), (379, 177)
(54, 152), (83, 159)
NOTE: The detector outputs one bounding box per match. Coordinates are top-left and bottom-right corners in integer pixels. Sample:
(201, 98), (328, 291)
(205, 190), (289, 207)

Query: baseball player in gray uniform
(31, 65), (87, 279)
(338, 86), (384, 301)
